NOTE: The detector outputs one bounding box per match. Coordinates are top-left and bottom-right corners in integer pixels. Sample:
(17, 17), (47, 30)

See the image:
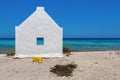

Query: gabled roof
(17, 7), (62, 30)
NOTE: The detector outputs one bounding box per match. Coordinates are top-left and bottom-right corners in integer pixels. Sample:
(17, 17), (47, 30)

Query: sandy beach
(0, 51), (120, 80)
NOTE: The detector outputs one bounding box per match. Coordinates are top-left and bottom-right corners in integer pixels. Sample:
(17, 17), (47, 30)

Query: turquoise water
(1, 38), (120, 53)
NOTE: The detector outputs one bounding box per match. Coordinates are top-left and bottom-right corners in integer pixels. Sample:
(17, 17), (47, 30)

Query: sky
(0, 0), (120, 38)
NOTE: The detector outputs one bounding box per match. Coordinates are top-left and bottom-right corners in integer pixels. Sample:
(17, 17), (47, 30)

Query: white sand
(0, 51), (120, 80)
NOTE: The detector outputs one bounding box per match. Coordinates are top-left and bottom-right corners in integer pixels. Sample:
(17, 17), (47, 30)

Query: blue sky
(0, 0), (120, 38)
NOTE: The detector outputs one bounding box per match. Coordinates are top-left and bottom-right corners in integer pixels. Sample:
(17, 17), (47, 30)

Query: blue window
(36, 38), (44, 45)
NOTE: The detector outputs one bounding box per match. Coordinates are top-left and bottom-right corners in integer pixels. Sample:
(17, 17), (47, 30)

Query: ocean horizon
(1, 38), (120, 54)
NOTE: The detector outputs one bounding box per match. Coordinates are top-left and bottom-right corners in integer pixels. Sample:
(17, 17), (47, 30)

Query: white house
(14, 7), (63, 58)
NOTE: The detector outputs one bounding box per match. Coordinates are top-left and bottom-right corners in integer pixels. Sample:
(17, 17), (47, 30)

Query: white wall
(14, 7), (63, 58)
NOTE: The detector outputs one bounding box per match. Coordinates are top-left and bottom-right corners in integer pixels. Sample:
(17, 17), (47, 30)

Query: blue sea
(1, 38), (120, 54)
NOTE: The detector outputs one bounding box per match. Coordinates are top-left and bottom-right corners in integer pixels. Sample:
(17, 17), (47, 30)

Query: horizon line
(1, 38), (120, 40)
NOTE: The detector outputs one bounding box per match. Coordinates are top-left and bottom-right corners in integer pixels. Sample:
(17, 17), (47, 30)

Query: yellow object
(32, 57), (43, 63)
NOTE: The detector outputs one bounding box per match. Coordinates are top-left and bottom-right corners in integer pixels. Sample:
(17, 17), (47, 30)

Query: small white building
(14, 7), (63, 58)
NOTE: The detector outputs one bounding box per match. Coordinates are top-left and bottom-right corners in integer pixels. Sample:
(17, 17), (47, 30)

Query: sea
(1, 38), (120, 54)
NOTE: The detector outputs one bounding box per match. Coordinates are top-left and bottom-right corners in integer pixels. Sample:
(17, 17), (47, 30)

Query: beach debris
(114, 51), (120, 55)
(6, 49), (15, 56)
(50, 62), (77, 77)
(95, 62), (98, 64)
(13, 57), (20, 59)
(32, 57), (43, 63)
(105, 57), (108, 59)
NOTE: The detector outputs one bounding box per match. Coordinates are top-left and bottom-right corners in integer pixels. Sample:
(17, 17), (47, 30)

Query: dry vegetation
(6, 49), (15, 56)
(63, 47), (71, 56)
(50, 62), (77, 77)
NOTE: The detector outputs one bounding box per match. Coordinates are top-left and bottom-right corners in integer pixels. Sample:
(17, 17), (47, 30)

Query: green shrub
(50, 63), (77, 77)
(67, 62), (77, 68)
(6, 49), (15, 56)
